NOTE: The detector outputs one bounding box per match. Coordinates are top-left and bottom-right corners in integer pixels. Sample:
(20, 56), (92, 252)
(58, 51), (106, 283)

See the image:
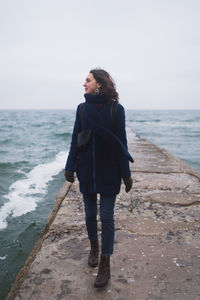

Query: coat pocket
(77, 129), (92, 151)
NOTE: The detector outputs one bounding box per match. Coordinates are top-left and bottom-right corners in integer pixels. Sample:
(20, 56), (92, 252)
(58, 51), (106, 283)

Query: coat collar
(84, 93), (109, 104)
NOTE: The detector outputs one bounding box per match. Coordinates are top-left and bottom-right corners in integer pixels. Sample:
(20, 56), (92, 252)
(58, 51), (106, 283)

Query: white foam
(0, 151), (68, 230)
(0, 255), (7, 260)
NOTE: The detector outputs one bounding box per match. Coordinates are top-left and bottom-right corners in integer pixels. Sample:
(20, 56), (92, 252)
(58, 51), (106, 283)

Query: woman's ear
(97, 83), (101, 89)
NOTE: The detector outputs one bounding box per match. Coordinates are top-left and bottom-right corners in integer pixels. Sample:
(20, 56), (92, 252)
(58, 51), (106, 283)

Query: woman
(64, 68), (133, 288)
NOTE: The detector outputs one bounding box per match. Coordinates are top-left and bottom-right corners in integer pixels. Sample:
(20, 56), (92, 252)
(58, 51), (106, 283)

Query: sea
(0, 109), (200, 299)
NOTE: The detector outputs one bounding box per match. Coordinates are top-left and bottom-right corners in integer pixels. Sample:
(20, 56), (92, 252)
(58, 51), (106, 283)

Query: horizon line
(0, 108), (200, 111)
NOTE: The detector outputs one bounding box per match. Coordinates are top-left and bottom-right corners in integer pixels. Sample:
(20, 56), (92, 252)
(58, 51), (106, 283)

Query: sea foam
(0, 151), (68, 230)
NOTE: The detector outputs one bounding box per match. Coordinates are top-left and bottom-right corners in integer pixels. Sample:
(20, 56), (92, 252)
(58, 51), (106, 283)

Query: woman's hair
(90, 68), (119, 101)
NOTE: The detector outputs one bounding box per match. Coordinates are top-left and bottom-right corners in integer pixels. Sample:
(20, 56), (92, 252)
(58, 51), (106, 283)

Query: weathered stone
(147, 191), (200, 206)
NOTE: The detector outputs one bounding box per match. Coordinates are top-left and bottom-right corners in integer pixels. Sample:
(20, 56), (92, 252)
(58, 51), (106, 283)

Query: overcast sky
(0, 0), (200, 109)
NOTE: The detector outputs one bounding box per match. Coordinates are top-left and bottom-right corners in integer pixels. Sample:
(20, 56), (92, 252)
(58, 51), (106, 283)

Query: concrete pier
(6, 129), (200, 300)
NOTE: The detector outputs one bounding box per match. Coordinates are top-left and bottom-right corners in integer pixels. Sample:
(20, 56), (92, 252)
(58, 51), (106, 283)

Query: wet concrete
(6, 129), (200, 300)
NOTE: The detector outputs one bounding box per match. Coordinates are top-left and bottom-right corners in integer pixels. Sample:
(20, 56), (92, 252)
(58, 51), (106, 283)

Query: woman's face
(83, 73), (100, 94)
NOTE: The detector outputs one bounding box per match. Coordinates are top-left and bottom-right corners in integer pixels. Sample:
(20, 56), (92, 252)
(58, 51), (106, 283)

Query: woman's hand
(64, 170), (75, 183)
(123, 177), (133, 193)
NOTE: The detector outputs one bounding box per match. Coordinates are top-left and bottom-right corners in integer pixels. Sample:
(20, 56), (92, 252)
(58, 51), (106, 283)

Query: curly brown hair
(90, 68), (119, 102)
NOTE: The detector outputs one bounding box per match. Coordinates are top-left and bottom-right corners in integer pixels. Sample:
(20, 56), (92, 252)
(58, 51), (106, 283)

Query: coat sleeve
(114, 104), (131, 178)
(65, 104), (82, 171)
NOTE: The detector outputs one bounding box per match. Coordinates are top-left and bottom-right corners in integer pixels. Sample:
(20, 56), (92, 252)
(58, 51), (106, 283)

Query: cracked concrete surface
(7, 129), (200, 300)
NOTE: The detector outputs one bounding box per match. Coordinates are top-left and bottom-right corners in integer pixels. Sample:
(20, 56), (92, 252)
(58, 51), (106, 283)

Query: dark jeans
(83, 193), (116, 255)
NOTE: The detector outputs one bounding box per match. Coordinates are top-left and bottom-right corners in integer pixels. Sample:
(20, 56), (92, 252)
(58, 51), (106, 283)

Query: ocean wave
(0, 255), (7, 260)
(0, 161), (28, 172)
(135, 119), (161, 123)
(54, 132), (71, 138)
(0, 151), (68, 230)
(0, 138), (12, 144)
(0, 150), (7, 154)
(135, 120), (146, 123)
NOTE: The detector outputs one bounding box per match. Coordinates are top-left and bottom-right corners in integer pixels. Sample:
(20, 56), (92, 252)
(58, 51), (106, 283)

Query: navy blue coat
(65, 94), (133, 195)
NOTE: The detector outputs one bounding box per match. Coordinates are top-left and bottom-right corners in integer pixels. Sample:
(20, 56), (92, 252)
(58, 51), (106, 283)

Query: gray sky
(0, 0), (200, 109)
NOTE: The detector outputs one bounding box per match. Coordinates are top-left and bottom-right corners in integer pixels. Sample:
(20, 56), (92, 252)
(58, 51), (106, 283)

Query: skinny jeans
(83, 193), (116, 255)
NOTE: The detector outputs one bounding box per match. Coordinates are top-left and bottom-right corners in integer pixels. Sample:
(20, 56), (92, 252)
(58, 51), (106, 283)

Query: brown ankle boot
(94, 254), (110, 288)
(88, 239), (99, 267)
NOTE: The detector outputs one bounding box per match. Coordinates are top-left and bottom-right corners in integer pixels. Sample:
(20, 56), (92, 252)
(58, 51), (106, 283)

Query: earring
(95, 88), (100, 94)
